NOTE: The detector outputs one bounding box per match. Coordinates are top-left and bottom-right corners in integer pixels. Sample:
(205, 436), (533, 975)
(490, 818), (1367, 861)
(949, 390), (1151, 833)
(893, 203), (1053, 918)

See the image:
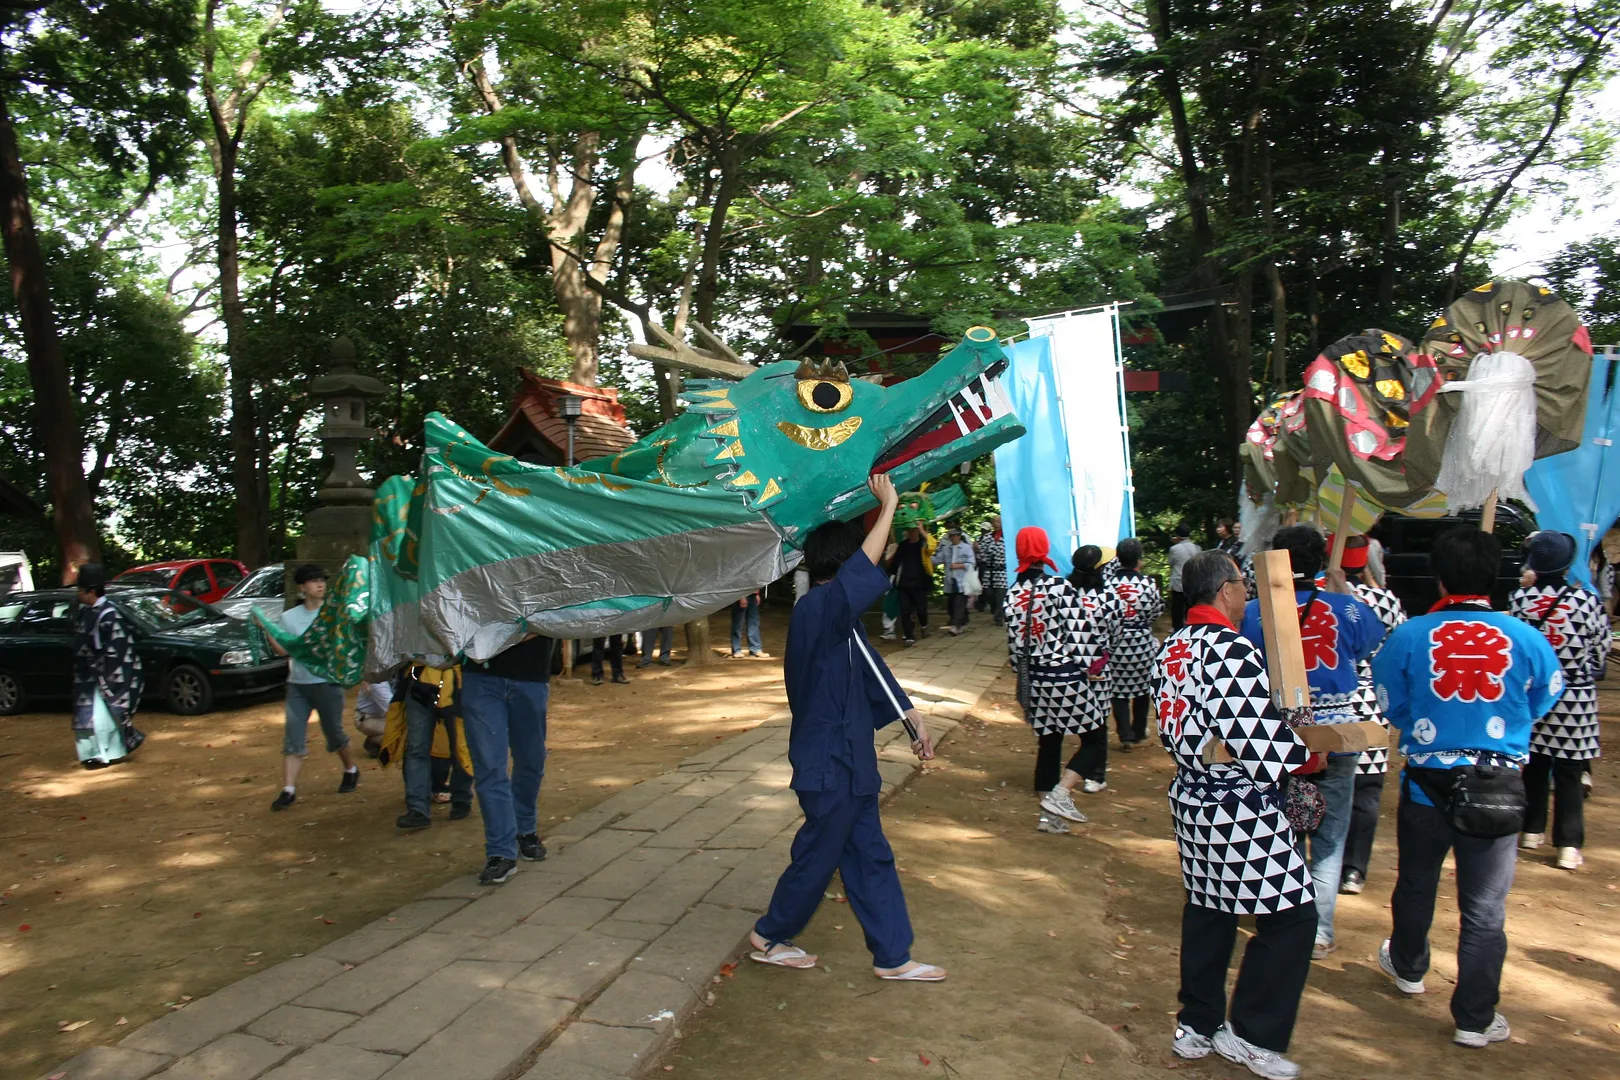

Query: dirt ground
(666, 668), (1620, 1080)
(0, 607), (795, 1080)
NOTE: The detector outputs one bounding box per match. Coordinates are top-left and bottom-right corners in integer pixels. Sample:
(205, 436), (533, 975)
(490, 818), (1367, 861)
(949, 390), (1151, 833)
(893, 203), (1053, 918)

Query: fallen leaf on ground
(116, 1016), (127, 1026)
(1510, 1036), (1529, 1044)
(57, 1020), (92, 1032)
(1046, 930), (1058, 938)
(867, 1057), (882, 1063)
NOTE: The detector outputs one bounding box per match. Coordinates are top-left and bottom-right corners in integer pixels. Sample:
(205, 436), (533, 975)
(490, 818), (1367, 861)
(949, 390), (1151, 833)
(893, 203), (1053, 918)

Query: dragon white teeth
(960, 382), (986, 419)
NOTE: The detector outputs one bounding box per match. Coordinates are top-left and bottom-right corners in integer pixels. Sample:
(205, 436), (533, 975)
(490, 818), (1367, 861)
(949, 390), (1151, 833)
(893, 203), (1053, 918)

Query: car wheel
(165, 664), (215, 715)
(0, 671), (24, 715)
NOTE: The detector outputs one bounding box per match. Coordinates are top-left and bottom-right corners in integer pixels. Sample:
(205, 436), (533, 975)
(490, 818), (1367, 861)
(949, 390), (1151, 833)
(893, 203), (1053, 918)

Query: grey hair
(1184, 550), (1241, 606)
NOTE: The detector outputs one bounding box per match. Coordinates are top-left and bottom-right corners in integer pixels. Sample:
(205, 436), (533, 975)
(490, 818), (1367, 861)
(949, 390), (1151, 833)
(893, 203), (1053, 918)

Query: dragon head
(588, 326), (1022, 541)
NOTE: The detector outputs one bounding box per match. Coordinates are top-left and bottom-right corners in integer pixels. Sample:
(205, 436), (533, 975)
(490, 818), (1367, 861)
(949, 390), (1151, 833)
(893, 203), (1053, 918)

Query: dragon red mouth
(874, 359), (1011, 474)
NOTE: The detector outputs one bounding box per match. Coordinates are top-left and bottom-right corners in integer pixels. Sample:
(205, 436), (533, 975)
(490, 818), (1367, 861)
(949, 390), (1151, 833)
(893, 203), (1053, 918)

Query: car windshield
(115, 591), (221, 632)
(117, 569), (172, 586)
(226, 565), (285, 599)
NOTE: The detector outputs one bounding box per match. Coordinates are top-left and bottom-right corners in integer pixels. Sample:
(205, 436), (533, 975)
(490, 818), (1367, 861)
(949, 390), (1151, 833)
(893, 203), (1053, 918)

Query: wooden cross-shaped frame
(626, 321), (755, 380)
(1204, 548), (1388, 763)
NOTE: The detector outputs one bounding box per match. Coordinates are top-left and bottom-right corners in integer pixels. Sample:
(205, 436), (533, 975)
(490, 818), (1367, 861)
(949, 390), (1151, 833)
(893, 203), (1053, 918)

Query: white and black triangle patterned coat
(1005, 575), (1117, 736)
(974, 528), (1008, 593)
(1153, 622), (1315, 915)
(1509, 583), (1611, 761)
(1351, 584), (1407, 775)
(1106, 571), (1164, 698)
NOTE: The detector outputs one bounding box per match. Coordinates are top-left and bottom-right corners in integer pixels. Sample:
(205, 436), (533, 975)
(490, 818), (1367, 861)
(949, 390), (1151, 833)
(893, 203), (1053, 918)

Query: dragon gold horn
(795, 358), (819, 381)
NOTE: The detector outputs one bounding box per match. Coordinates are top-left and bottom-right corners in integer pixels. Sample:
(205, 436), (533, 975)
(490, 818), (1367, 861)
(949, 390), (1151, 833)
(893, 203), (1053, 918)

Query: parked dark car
(0, 587), (288, 716)
(1369, 503), (1536, 618)
(211, 563), (288, 622)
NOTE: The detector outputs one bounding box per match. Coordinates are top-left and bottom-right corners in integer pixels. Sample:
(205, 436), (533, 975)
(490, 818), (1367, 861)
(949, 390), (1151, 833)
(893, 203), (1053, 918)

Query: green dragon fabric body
(260, 328), (1023, 681)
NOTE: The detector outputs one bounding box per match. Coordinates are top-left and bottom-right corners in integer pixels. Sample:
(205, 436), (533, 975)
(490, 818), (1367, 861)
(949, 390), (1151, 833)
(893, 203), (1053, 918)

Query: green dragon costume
(260, 327), (1023, 682)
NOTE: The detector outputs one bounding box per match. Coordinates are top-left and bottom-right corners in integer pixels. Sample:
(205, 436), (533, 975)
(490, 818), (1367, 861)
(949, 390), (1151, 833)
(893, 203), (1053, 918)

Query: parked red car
(114, 559), (249, 605)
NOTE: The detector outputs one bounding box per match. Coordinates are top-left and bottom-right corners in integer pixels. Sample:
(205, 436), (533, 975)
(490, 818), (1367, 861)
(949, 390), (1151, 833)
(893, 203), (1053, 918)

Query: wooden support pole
(1480, 489), (1499, 533)
(1253, 548), (1312, 721)
(1326, 487), (1356, 573)
(1203, 547), (1389, 762)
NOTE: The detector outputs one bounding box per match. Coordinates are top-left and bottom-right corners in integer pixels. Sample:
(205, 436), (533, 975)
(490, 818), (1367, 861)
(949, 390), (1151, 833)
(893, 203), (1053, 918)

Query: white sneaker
(1082, 779), (1108, 794)
(1172, 1026), (1213, 1059)
(1453, 1012), (1510, 1048)
(1040, 786), (1088, 823)
(1556, 846), (1583, 870)
(880, 632), (897, 641)
(1036, 813), (1071, 834)
(1518, 832), (1544, 850)
(1212, 1026), (1300, 1080)
(1378, 939), (1425, 994)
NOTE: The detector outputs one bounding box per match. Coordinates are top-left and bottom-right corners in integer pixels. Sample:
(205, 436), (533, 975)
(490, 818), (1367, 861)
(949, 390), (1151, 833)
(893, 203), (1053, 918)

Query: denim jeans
(283, 682), (348, 756)
(460, 671), (549, 861)
(731, 594), (762, 654)
(1293, 753), (1357, 945)
(402, 692), (472, 815)
(637, 626), (674, 666)
(1389, 777), (1518, 1032)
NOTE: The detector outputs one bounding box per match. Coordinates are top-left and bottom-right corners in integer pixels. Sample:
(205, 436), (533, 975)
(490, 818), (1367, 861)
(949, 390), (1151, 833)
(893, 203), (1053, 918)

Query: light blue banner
(1525, 354), (1620, 588)
(994, 336), (1078, 575)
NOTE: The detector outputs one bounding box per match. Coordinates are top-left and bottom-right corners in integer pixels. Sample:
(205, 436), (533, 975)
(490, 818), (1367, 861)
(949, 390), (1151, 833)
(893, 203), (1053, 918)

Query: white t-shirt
(279, 603), (325, 684)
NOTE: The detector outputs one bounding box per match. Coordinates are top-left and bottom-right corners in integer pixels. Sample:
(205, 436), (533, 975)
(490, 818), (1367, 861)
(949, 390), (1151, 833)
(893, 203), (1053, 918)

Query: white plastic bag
(962, 566), (983, 596)
(1434, 350), (1539, 512)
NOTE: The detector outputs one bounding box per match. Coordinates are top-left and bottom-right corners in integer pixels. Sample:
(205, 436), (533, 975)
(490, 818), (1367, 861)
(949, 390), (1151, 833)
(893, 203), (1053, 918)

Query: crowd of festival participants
(1001, 513), (1609, 1078)
(64, 489), (1612, 1076)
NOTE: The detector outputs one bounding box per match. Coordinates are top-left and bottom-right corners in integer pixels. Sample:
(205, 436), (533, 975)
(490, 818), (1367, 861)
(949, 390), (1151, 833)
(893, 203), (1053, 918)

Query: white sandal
(749, 941), (817, 969)
(876, 961), (947, 981)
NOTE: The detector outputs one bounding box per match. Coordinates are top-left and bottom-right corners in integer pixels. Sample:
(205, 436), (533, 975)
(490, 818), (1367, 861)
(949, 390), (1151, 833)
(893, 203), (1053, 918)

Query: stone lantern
(295, 335), (386, 574)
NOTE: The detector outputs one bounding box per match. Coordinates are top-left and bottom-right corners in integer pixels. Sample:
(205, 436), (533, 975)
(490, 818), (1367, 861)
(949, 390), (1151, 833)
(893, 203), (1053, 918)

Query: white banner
(1025, 307), (1133, 553)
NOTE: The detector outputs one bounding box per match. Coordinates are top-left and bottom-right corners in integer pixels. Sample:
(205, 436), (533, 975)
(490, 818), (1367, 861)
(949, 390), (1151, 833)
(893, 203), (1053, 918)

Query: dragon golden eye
(798, 379), (852, 413)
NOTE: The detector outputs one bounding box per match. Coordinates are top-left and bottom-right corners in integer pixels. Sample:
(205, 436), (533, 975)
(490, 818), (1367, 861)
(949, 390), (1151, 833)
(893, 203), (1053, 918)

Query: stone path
(47, 627), (1005, 1080)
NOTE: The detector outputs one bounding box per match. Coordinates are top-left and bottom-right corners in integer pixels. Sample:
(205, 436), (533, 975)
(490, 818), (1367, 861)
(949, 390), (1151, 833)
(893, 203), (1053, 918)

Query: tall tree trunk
(216, 144), (269, 565)
(1150, 0), (1250, 483)
(694, 146), (743, 329)
(0, 93), (100, 579)
(1378, 144), (1400, 315)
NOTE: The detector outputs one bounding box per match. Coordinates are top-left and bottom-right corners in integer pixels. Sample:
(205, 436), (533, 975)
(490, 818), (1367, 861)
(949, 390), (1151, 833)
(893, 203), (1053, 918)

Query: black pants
(1179, 900), (1317, 1051)
(1523, 753), (1585, 848)
(590, 635), (624, 679)
(945, 591), (969, 628)
(1389, 780), (1517, 1032)
(1034, 728), (1106, 790)
(896, 585), (929, 639)
(1112, 696), (1150, 744)
(1170, 590), (1189, 630)
(985, 586), (1005, 625)
(1342, 772), (1385, 880)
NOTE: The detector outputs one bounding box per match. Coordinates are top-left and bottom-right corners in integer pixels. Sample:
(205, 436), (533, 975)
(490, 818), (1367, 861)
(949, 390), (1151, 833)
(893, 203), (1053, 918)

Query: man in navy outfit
(1240, 525), (1385, 959)
(748, 472), (947, 982)
(1372, 527), (1562, 1049)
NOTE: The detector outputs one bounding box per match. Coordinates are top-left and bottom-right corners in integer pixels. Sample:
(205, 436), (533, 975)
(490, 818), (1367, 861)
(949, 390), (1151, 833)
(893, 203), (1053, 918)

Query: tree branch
(1447, 14), (1618, 298)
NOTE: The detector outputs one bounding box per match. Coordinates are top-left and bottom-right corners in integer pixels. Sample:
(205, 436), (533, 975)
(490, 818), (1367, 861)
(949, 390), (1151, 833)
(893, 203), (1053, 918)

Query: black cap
(293, 563), (328, 585)
(76, 562), (110, 591)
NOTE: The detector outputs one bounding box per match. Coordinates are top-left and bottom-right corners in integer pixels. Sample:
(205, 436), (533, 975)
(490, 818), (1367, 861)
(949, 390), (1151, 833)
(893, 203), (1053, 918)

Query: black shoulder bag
(1405, 764), (1525, 839)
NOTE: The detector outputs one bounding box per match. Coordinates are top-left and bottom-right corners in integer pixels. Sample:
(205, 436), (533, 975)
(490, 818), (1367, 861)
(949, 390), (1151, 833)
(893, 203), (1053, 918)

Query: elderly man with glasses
(1155, 550), (1317, 1080)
